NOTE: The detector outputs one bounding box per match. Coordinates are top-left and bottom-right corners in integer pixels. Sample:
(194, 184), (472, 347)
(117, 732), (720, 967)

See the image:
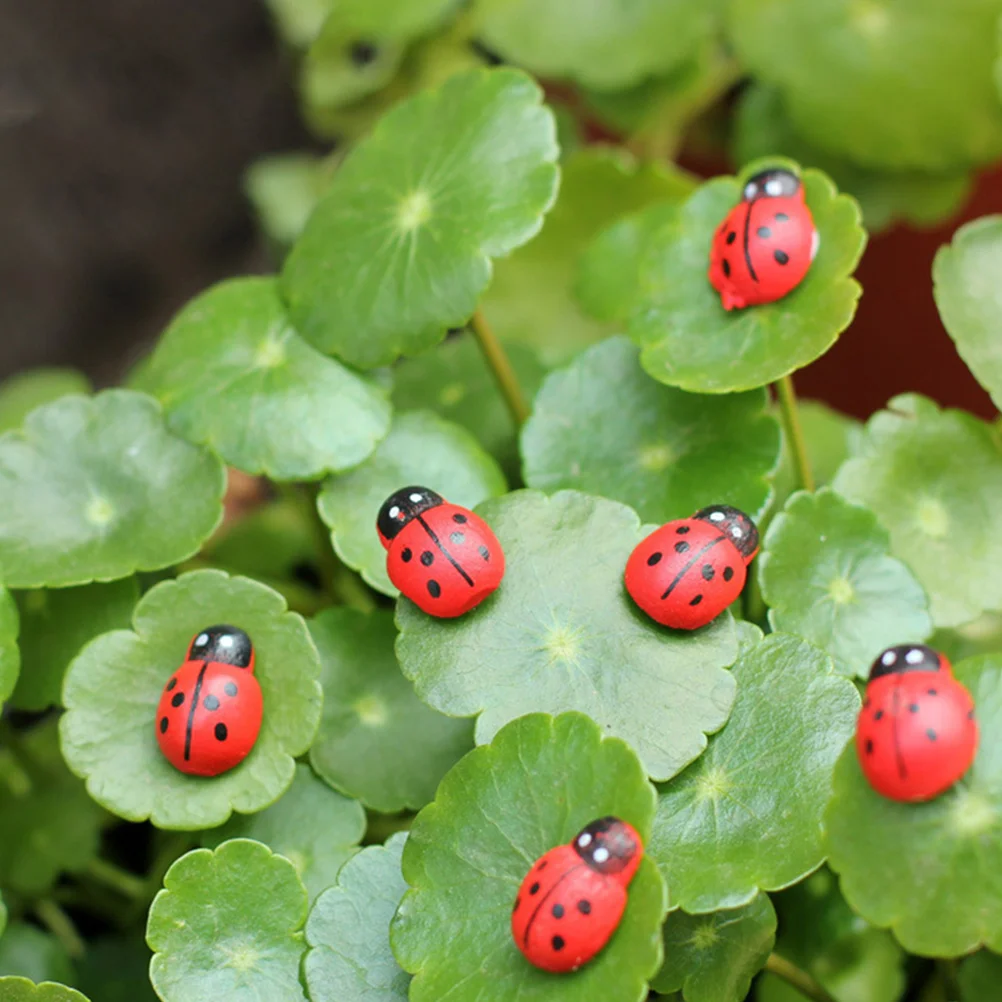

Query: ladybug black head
(377, 486), (444, 545)
(868, 644), (947, 682)
(573, 817), (640, 876)
(694, 505), (759, 562)
(188, 625), (253, 669)
(742, 168), (800, 202)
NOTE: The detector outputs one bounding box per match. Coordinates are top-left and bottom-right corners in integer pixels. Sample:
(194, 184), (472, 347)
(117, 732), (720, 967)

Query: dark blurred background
(1, 0), (999, 419)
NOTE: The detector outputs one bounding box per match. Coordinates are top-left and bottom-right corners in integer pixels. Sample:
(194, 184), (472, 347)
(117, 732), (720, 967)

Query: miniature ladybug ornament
(155, 625), (263, 777)
(857, 644), (978, 803)
(624, 504), (758, 630)
(512, 817), (643, 974)
(377, 486), (505, 618)
(708, 167), (818, 311)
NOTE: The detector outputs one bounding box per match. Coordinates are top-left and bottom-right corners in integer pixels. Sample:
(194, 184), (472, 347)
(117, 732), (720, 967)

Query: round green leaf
(934, 215), (1002, 413)
(397, 489), (739, 781)
(825, 654), (1002, 957)
(471, 0), (718, 90)
(651, 628), (860, 912)
(244, 153), (331, 250)
(60, 569), (322, 830)
(960, 950), (1002, 1002)
(0, 926), (74, 988)
(760, 489), (932, 678)
(201, 763), (365, 903)
(481, 148), (696, 365)
(309, 608), (473, 813)
(727, 0), (1002, 170)
(833, 393), (1002, 628)
(609, 163), (866, 394)
(0, 390), (225, 589)
(521, 337), (781, 524)
(304, 832), (410, 1002)
(392, 334), (547, 476)
(651, 894), (777, 1002)
(0, 370), (91, 434)
(391, 712), (667, 1001)
(0, 588), (18, 709)
(317, 410), (506, 596)
(0, 980), (88, 1002)
(147, 839), (308, 1002)
(141, 277), (391, 481)
(282, 67), (559, 369)
(11, 579), (138, 711)
(734, 85), (972, 233)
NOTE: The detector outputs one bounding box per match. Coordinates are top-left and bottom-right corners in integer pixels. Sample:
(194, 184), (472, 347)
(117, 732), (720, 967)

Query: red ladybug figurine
(512, 817), (642, 974)
(708, 167), (818, 311)
(155, 625), (263, 777)
(624, 505), (758, 630)
(857, 644), (978, 803)
(377, 486), (504, 618)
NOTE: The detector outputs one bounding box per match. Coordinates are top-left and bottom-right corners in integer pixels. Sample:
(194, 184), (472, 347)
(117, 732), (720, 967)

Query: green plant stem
(86, 856), (146, 901)
(364, 811), (415, 845)
(775, 374), (816, 493)
(764, 954), (838, 1002)
(744, 563), (768, 626)
(35, 898), (85, 959)
(470, 309), (530, 428)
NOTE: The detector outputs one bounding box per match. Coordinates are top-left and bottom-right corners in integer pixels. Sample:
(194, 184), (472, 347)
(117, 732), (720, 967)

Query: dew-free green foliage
(959, 950), (1002, 1002)
(397, 489), (738, 781)
(391, 713), (667, 1001)
(760, 489), (932, 678)
(0, 588), (18, 708)
(309, 608), (473, 812)
(0, 370), (91, 434)
(60, 570), (322, 829)
(0, 925), (75, 987)
(521, 337), (781, 524)
(147, 839), (309, 1002)
(0, 980), (89, 1002)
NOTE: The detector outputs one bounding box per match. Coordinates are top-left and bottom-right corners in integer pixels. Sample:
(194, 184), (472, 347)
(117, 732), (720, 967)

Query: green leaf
(0, 894), (5, 937)
(825, 653), (1002, 957)
(933, 215), (1002, 413)
(397, 489), (739, 781)
(0, 980), (88, 1002)
(60, 569), (322, 830)
(833, 394), (1002, 628)
(651, 894), (777, 1002)
(603, 162), (866, 394)
(760, 489), (932, 679)
(282, 67), (559, 369)
(0, 925), (74, 987)
(263, 0), (332, 48)
(651, 628), (860, 912)
(201, 763), (365, 903)
(317, 410), (506, 596)
(481, 148), (696, 365)
(0, 370), (91, 434)
(0, 390), (225, 589)
(304, 832), (410, 1002)
(392, 334), (546, 477)
(147, 839), (309, 1002)
(471, 0), (718, 90)
(0, 721), (105, 896)
(0, 588), (19, 709)
(141, 277), (391, 481)
(960, 950), (1002, 1002)
(75, 937), (158, 1002)
(309, 608), (473, 812)
(11, 579), (138, 711)
(521, 337), (781, 524)
(727, 0), (1002, 170)
(391, 712), (667, 1001)
(734, 85), (972, 233)
(244, 154), (332, 249)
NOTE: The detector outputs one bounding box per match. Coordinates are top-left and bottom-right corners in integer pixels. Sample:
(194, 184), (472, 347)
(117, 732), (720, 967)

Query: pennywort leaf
(0, 370), (91, 434)
(0, 980), (89, 1002)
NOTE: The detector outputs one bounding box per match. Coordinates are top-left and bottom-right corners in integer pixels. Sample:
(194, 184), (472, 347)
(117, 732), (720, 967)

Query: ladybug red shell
(624, 505), (758, 630)
(155, 625), (263, 778)
(708, 168), (818, 311)
(377, 486), (505, 618)
(857, 644), (978, 803)
(512, 817), (642, 974)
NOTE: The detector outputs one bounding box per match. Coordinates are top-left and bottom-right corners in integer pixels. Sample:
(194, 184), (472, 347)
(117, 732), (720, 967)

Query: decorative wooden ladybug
(857, 644), (978, 803)
(512, 817), (643, 974)
(155, 625), (263, 777)
(377, 486), (505, 618)
(708, 167), (818, 311)
(624, 505), (758, 630)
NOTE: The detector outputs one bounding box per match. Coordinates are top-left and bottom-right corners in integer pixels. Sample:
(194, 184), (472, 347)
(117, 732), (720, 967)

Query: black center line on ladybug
(415, 513), (475, 588)
(519, 864), (587, 947)
(184, 663), (210, 762)
(659, 536), (727, 600)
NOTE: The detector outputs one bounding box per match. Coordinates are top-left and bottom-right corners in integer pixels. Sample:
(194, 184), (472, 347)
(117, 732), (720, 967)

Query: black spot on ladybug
(450, 531), (465, 545)
(909, 704), (919, 713)
(928, 689), (938, 696)
(478, 545), (490, 561)
(874, 710), (884, 721)
(774, 249), (790, 265)
(428, 580), (441, 598)
(577, 900), (591, 915)
(160, 717), (169, 734)
(675, 541), (690, 554)
(166, 678), (178, 692)
(529, 882), (540, 895)
(690, 595), (703, 606)
(513, 897), (520, 911)
(225, 682), (238, 697)
(757, 226), (772, 238)
(421, 551), (434, 566)
(676, 526), (690, 534)
(401, 548), (412, 563)
(865, 739), (874, 754)
(726, 231), (736, 245)
(775, 212), (789, 222)
(215, 723), (228, 742)
(648, 552), (663, 566)
(702, 565), (715, 581)
(722, 259), (731, 277)
(171, 692), (184, 708)
(552, 936), (565, 951)
(723, 567), (734, 582)
(537, 860), (548, 871)
(349, 40), (378, 66)
(204, 695), (220, 711)
(927, 729), (938, 741)
(453, 513), (468, 523)
(552, 903), (564, 918)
